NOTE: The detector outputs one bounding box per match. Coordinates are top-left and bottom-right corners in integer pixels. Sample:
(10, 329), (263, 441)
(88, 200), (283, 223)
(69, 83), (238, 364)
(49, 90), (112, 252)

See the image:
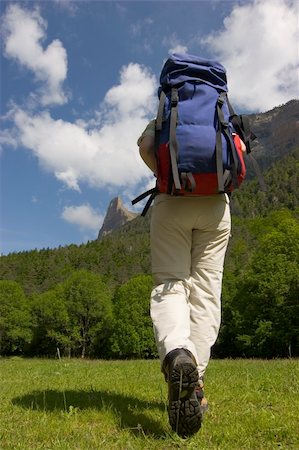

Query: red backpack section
(157, 133), (246, 196)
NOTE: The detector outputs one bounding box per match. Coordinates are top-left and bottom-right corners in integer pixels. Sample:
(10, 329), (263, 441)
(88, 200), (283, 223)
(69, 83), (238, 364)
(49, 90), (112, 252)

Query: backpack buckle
(171, 88), (179, 107)
(217, 95), (225, 106)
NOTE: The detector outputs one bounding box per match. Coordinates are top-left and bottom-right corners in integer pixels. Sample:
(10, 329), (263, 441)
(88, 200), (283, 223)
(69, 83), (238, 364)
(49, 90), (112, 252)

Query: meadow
(0, 358), (298, 449)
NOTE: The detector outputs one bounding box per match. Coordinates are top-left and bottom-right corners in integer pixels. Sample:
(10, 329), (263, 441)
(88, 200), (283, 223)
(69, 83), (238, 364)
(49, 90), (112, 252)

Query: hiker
(136, 53), (252, 437)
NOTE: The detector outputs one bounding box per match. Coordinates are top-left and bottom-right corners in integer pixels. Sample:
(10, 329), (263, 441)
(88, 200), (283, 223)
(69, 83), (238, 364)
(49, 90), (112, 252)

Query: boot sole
(168, 358), (202, 437)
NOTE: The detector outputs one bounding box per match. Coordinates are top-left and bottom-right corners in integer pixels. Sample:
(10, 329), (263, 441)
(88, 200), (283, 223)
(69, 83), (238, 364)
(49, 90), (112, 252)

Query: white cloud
(169, 45), (188, 55)
(0, 128), (18, 151)
(130, 17), (153, 37)
(104, 63), (156, 119)
(4, 63), (157, 192)
(201, 0), (298, 112)
(61, 204), (103, 231)
(2, 4), (68, 106)
(53, 0), (78, 16)
(163, 33), (188, 56)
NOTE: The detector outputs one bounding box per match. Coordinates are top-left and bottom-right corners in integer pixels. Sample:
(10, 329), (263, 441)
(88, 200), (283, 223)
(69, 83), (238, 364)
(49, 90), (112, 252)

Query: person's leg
(150, 194), (204, 436)
(150, 280), (197, 363)
(150, 194), (197, 364)
(189, 195), (231, 380)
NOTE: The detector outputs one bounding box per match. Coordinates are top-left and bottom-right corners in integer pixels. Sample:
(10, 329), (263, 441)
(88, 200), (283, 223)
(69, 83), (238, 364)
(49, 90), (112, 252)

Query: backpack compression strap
(216, 92), (239, 192)
(169, 88), (182, 191)
(131, 187), (158, 216)
(155, 90), (166, 153)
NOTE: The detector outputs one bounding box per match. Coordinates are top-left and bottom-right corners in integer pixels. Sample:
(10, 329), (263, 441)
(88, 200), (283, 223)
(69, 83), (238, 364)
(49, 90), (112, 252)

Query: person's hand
(233, 133), (246, 153)
(240, 138), (246, 153)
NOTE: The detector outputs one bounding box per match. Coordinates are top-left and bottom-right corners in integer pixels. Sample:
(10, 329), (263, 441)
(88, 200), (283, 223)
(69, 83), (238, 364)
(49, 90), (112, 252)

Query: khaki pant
(150, 193), (231, 380)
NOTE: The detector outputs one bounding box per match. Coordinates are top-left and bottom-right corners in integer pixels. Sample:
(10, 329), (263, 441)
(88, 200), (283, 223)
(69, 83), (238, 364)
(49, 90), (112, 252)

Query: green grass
(0, 358), (298, 449)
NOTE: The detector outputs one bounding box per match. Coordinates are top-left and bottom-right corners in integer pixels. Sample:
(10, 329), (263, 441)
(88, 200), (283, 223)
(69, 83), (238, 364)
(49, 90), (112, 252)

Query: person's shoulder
(137, 119), (156, 146)
(144, 119), (156, 133)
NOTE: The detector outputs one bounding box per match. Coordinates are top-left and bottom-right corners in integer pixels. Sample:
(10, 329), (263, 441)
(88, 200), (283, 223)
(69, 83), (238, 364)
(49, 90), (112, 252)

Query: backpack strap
(215, 94), (226, 192)
(155, 90), (166, 154)
(155, 89), (174, 194)
(131, 187), (158, 216)
(247, 153), (267, 192)
(130, 92), (166, 217)
(169, 88), (182, 191)
(181, 172), (196, 192)
(226, 97), (257, 154)
(226, 96), (266, 191)
(216, 93), (239, 191)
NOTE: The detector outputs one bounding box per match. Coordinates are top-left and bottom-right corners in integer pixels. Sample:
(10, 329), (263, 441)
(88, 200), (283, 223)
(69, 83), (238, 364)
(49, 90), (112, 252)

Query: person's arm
(137, 120), (157, 175)
(139, 135), (157, 175)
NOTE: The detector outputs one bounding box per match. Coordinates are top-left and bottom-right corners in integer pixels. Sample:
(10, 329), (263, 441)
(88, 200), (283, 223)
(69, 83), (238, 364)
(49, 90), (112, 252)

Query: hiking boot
(162, 348), (202, 437)
(195, 381), (209, 416)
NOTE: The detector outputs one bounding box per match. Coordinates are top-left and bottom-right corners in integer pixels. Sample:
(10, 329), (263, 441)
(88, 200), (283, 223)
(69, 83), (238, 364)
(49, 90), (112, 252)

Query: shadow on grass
(12, 389), (167, 437)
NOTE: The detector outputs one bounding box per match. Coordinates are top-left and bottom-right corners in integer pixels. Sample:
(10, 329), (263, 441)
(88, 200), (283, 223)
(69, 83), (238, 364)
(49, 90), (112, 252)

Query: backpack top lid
(159, 52), (228, 92)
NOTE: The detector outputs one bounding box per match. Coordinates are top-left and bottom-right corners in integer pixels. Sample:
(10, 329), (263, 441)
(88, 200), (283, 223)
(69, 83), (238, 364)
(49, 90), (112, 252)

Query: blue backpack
(133, 53), (256, 215)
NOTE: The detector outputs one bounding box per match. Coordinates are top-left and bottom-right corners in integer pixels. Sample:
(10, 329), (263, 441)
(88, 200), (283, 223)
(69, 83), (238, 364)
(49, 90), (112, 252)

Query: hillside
(0, 156), (298, 359)
(249, 99), (298, 171)
(0, 100), (298, 360)
(0, 100), (298, 295)
(230, 147), (298, 217)
(0, 148), (297, 296)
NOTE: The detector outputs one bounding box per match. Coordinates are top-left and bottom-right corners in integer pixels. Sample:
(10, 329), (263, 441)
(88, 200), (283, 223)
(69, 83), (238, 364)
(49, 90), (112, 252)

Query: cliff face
(248, 99), (299, 171)
(97, 197), (138, 240)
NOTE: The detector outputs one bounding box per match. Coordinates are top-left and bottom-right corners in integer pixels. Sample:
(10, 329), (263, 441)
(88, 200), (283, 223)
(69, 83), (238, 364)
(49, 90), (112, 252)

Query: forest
(0, 101), (298, 360)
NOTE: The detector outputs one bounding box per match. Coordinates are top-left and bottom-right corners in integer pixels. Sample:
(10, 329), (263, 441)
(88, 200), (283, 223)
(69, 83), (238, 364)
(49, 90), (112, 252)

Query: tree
(31, 284), (71, 356)
(109, 275), (157, 358)
(63, 270), (113, 358)
(229, 210), (299, 357)
(31, 270), (113, 357)
(0, 280), (32, 355)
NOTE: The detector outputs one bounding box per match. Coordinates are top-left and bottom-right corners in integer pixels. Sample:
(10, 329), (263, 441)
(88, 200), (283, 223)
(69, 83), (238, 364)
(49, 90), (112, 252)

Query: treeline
(0, 271), (156, 359)
(1, 209), (298, 359)
(220, 209), (298, 358)
(231, 149), (298, 217)
(1, 149), (298, 358)
(0, 215), (151, 296)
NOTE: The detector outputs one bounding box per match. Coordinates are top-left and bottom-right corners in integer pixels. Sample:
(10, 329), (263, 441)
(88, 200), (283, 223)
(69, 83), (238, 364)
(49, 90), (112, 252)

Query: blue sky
(0, 0), (298, 255)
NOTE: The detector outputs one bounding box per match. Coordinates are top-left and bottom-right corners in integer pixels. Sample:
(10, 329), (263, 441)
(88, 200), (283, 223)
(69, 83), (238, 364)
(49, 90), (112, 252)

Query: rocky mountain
(247, 99), (298, 174)
(97, 197), (138, 239)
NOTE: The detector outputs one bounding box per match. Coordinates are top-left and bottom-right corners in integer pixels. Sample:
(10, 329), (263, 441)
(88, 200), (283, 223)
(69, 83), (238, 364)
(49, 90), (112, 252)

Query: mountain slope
(248, 99), (298, 174)
(0, 101), (298, 296)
